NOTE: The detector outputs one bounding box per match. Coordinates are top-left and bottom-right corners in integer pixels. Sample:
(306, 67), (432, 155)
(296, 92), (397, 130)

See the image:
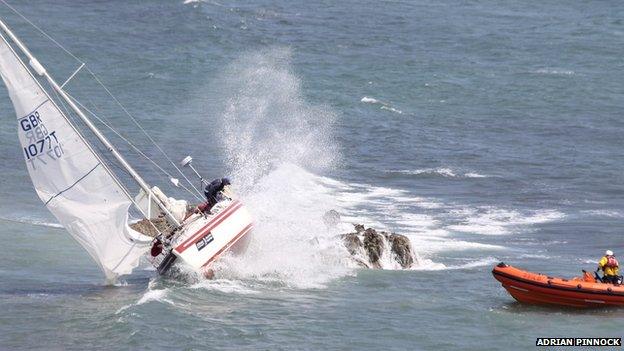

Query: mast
(0, 19), (181, 227)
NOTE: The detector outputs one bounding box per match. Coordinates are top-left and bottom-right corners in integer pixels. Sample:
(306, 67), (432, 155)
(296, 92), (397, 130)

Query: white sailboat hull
(170, 199), (253, 272)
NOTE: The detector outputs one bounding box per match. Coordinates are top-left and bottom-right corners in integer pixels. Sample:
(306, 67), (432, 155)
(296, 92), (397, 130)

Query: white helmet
(606, 250), (614, 256)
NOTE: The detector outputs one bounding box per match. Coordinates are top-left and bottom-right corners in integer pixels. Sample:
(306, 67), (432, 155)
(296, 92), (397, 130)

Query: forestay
(0, 32), (151, 282)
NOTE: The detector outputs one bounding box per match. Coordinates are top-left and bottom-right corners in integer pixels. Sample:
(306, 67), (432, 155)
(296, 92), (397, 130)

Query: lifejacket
(606, 256), (619, 268)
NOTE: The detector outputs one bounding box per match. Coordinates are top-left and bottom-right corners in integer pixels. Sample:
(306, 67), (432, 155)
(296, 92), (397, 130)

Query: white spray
(210, 47), (352, 288)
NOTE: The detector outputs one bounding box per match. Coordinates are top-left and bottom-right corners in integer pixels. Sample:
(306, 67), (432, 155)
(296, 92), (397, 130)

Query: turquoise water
(1, 1), (624, 350)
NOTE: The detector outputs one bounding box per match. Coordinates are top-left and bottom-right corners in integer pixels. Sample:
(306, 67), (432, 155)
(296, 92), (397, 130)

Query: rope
(2, 0), (176, 238)
(0, 0), (84, 63)
(66, 92), (201, 199)
(86, 69), (204, 199)
(50, 86), (164, 236)
(1, 0), (205, 200)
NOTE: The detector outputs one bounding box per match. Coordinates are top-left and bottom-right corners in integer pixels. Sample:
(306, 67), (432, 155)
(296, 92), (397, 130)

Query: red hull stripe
(175, 201), (243, 253)
(202, 223), (254, 268)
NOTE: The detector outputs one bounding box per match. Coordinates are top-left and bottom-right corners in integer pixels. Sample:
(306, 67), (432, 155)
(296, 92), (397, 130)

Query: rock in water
(342, 233), (363, 256)
(388, 234), (414, 268)
(340, 224), (415, 269)
(340, 232), (372, 268)
(363, 228), (385, 269)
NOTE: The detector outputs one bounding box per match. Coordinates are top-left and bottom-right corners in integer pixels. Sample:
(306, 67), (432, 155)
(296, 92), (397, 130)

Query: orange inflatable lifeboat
(492, 262), (624, 307)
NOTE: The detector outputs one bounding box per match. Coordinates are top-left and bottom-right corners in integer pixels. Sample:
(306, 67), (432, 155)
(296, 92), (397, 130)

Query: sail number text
(19, 111), (64, 168)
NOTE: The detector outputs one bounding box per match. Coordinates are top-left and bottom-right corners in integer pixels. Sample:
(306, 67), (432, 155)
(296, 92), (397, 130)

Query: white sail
(0, 32), (151, 282)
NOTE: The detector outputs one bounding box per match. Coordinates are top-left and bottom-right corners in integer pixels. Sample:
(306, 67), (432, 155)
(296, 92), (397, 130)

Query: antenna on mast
(180, 156), (207, 189)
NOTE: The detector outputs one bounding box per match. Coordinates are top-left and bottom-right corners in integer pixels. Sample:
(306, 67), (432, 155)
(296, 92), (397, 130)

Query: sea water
(0, 1), (623, 350)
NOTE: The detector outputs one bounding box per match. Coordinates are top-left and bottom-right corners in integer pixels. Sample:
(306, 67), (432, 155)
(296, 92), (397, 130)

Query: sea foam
(447, 208), (565, 235)
(360, 96), (403, 114)
(388, 168), (489, 178)
(209, 48), (351, 288)
(183, 48), (554, 289)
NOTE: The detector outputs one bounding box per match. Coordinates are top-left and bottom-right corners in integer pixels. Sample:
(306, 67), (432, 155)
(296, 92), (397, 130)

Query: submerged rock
(340, 224), (414, 269)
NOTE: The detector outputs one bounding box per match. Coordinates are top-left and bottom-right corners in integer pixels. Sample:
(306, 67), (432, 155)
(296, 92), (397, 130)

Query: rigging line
(50, 82), (81, 130)
(1, 0), (203, 199)
(0, 12), (164, 238)
(66, 92), (201, 200)
(52, 88), (131, 191)
(85, 97), (174, 184)
(0, 0), (84, 64)
(86, 68), (204, 198)
(1, 0), (136, 188)
(74, 90), (175, 191)
(60, 62), (85, 88)
(51, 87), (116, 179)
(52, 87), (133, 186)
(80, 97), (200, 201)
(84, 96), (173, 179)
(49, 77), (163, 237)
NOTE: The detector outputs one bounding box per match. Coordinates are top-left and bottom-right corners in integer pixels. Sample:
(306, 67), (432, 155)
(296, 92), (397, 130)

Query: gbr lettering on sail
(20, 108), (63, 169)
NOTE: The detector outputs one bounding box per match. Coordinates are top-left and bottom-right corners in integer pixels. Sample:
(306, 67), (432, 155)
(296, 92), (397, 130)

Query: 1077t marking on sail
(20, 110), (64, 168)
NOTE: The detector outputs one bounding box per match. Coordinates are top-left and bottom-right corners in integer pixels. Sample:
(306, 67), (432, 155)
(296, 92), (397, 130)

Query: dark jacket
(204, 178), (230, 202)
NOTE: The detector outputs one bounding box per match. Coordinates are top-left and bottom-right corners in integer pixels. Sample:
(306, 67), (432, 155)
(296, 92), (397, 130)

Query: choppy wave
(360, 96), (380, 104)
(380, 105), (403, 114)
(412, 257), (499, 271)
(136, 288), (172, 305)
(190, 279), (259, 294)
(581, 210), (624, 218)
(464, 172), (488, 178)
(532, 68), (575, 76)
(446, 208), (565, 235)
(519, 253), (550, 259)
(387, 168), (489, 178)
(0, 216), (62, 229)
(216, 161), (515, 276)
(116, 282), (174, 314)
(582, 259), (599, 264)
(360, 96), (403, 114)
